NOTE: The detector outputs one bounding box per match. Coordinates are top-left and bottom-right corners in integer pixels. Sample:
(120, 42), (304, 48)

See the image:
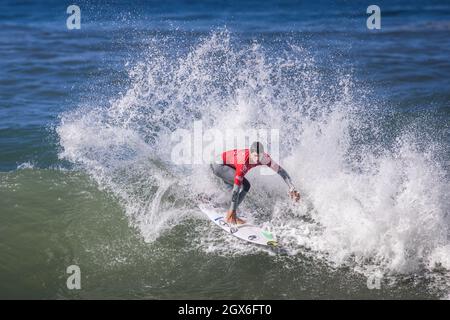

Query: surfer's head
(250, 141), (264, 163)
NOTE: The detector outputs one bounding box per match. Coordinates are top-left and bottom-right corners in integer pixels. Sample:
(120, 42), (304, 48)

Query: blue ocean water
(0, 0), (449, 299)
(1, 0), (449, 171)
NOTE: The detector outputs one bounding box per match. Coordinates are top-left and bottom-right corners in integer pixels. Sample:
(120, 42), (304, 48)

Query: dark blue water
(1, 0), (449, 299)
(1, 0), (449, 171)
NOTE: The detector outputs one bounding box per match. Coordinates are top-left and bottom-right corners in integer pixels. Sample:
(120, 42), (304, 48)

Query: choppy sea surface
(0, 0), (449, 299)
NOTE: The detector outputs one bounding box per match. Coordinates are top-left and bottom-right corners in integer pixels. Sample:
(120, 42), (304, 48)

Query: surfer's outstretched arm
(277, 167), (295, 190)
(269, 160), (300, 202)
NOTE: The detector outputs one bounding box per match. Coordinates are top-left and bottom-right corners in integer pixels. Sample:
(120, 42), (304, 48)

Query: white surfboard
(199, 203), (278, 247)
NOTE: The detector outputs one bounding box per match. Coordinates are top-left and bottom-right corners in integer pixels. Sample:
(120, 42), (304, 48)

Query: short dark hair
(250, 141), (264, 155)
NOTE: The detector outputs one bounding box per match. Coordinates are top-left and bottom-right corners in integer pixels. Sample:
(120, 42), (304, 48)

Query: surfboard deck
(199, 203), (278, 247)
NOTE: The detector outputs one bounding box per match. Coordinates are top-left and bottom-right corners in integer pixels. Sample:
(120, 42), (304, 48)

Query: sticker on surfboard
(199, 203), (278, 247)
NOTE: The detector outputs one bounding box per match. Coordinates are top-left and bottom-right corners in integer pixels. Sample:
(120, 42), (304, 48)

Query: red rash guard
(222, 149), (281, 186)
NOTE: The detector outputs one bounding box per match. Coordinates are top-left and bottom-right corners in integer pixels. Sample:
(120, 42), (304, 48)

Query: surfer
(211, 141), (300, 224)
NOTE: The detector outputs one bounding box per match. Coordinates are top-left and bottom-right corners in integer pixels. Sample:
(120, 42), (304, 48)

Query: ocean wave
(57, 30), (450, 296)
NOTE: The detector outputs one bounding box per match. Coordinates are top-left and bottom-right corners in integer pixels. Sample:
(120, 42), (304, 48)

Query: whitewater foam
(57, 30), (450, 295)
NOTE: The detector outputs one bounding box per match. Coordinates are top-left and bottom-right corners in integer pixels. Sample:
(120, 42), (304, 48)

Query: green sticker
(261, 230), (273, 240)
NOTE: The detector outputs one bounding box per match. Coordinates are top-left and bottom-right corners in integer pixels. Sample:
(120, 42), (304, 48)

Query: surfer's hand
(289, 189), (300, 202)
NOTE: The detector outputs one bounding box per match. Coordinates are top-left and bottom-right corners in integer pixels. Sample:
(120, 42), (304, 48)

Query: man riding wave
(210, 141), (300, 224)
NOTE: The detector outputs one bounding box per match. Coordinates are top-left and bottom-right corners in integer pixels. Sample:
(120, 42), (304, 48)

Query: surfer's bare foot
(227, 216), (246, 225)
(225, 210), (246, 225)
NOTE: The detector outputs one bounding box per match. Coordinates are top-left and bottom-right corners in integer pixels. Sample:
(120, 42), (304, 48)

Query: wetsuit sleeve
(229, 167), (243, 211)
(233, 167), (244, 186)
(268, 158), (295, 190)
(278, 166), (295, 190)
